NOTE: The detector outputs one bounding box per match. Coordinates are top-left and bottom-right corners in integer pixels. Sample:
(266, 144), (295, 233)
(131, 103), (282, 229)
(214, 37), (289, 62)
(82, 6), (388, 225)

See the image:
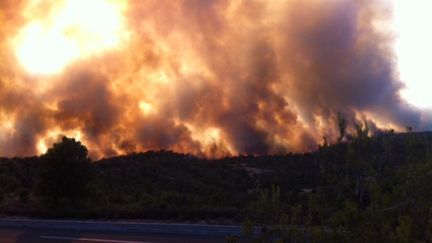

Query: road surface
(0, 228), (226, 243)
(0, 219), (259, 242)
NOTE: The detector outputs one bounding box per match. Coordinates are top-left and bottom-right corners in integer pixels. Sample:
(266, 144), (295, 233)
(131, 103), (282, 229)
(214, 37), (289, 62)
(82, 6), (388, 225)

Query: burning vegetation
(0, 0), (430, 158)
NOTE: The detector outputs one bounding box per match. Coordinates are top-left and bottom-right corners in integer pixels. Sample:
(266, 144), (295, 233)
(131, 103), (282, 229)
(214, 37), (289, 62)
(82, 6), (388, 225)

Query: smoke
(0, 0), (429, 158)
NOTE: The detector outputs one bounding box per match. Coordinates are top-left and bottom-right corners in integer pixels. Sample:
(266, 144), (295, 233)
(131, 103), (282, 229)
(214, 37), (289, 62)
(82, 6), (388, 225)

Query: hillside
(1, 131), (432, 241)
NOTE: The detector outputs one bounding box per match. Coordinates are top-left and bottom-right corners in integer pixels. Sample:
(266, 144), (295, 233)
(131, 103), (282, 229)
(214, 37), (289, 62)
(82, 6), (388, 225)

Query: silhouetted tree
(338, 112), (347, 143)
(36, 136), (94, 206)
(354, 119), (369, 139)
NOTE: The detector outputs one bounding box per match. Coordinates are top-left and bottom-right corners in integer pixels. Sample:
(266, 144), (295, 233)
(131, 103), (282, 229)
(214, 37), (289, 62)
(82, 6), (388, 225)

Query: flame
(13, 0), (129, 75)
(185, 125), (234, 158)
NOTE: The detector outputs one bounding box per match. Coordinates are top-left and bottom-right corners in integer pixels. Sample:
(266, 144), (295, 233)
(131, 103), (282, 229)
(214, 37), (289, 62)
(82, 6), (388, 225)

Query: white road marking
(40, 235), (154, 243)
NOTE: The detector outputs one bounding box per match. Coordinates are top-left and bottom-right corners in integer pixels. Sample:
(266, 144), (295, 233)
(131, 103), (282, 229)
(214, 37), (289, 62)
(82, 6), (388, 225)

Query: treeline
(1, 131), (432, 241)
(240, 131), (432, 242)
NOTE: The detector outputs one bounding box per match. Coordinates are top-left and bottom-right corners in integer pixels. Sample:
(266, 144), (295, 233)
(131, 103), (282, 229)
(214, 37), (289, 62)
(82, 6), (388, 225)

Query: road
(0, 228), (226, 243)
(0, 219), (258, 243)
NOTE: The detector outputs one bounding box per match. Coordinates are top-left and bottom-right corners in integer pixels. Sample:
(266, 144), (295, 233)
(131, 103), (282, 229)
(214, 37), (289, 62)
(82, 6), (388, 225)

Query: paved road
(0, 228), (226, 243)
(0, 219), (256, 236)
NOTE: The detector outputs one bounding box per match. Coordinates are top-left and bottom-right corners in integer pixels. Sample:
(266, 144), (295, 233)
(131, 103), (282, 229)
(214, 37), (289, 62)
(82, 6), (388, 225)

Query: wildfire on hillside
(0, 0), (429, 158)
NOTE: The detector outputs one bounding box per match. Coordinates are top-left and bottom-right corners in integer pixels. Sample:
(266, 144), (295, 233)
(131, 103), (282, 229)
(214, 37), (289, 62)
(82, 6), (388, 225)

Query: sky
(393, 0), (432, 109)
(0, 0), (430, 158)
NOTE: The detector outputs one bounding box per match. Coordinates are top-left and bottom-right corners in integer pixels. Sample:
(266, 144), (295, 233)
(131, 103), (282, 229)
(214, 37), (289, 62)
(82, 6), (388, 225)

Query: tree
(354, 119), (369, 140)
(36, 136), (94, 206)
(337, 112), (347, 143)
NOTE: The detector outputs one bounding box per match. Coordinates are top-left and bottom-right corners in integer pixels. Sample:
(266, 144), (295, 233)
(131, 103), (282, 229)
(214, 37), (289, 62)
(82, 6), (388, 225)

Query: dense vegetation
(1, 130), (432, 241)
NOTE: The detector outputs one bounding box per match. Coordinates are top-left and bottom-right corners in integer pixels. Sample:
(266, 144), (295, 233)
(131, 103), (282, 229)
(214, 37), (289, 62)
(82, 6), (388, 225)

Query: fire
(0, 0), (429, 158)
(13, 0), (129, 75)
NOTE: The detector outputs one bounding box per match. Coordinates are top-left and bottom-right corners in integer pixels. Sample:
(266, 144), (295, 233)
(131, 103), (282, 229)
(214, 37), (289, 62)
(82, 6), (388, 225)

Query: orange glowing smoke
(0, 0), (429, 158)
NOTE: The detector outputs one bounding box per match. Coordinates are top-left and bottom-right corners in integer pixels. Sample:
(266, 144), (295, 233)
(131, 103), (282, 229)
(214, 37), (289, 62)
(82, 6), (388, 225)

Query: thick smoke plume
(0, 0), (429, 158)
